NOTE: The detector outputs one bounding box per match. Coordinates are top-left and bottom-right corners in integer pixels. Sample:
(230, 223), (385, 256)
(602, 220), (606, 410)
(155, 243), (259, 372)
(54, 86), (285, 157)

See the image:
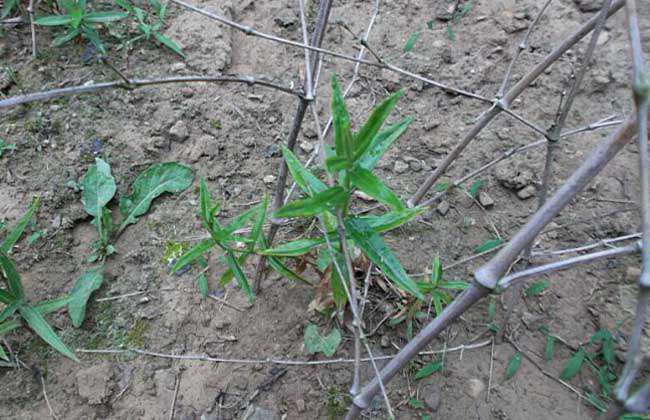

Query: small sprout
(505, 352), (522, 380)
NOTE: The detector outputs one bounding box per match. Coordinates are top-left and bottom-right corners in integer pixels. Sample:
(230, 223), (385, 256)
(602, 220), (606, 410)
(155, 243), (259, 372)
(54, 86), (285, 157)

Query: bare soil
(1, 0), (649, 419)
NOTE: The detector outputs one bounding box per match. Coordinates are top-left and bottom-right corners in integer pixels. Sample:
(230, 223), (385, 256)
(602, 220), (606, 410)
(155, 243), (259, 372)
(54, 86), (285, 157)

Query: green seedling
(304, 324), (341, 357)
(34, 0), (127, 54)
(0, 199), (105, 362)
(0, 140), (16, 158)
(81, 158), (194, 261)
(114, 0), (185, 57)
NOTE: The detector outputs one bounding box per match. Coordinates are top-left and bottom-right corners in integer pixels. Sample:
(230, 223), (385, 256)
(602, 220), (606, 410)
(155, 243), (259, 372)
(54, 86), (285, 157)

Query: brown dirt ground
(1, 0), (649, 419)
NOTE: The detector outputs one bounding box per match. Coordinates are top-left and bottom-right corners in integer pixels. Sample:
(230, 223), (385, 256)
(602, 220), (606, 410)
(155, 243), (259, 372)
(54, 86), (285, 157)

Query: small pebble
(517, 185), (536, 200)
(478, 191), (495, 208)
(394, 160), (409, 174)
(467, 378), (485, 399)
(436, 201), (450, 216)
(263, 175), (277, 185)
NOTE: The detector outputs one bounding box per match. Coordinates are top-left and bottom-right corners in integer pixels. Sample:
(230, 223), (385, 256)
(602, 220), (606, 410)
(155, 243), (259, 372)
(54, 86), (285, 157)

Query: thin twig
(40, 374), (58, 420)
(27, 0), (37, 58)
(0, 75), (302, 109)
(169, 371), (181, 420)
(531, 232), (641, 257)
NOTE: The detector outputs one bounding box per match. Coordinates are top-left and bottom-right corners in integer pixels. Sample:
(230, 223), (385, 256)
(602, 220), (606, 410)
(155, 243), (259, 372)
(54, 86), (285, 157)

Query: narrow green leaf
(414, 360), (443, 379)
(0, 319), (21, 336)
(346, 217), (424, 300)
(52, 27), (81, 47)
(505, 352), (522, 379)
(249, 195), (268, 250)
(432, 292), (443, 317)
(468, 179), (483, 198)
(221, 205), (260, 238)
(0, 288), (16, 305)
(331, 76), (354, 162)
(18, 305), (78, 362)
(118, 162), (194, 233)
(82, 24), (106, 55)
(34, 14), (73, 25)
(267, 255), (311, 285)
(35, 295), (72, 315)
(476, 238), (503, 253)
(525, 280), (549, 297)
(325, 156), (349, 174)
(172, 239), (216, 272)
(357, 117), (413, 171)
(199, 178), (213, 230)
(431, 255), (442, 287)
(353, 90), (404, 160)
(0, 301), (19, 323)
(197, 273), (208, 298)
(1, 197), (40, 253)
(282, 147), (327, 196)
(350, 168), (404, 210)
(84, 11), (128, 23)
(403, 30), (422, 53)
(304, 324), (341, 357)
(559, 347), (585, 381)
(260, 238), (324, 257)
(224, 251), (253, 303)
(359, 206), (426, 233)
(273, 186), (347, 219)
(544, 334), (555, 361)
(439, 280), (470, 290)
(68, 268), (103, 328)
(487, 300), (496, 322)
(0, 343), (8, 361)
(0, 252), (24, 300)
(154, 32), (186, 58)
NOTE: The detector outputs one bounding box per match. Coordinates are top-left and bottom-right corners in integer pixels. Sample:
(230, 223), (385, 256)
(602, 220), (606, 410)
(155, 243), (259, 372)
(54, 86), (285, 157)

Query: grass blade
(18, 305), (79, 362)
(0, 252), (24, 300)
(0, 196), (40, 253)
(273, 186), (346, 219)
(353, 90), (404, 160)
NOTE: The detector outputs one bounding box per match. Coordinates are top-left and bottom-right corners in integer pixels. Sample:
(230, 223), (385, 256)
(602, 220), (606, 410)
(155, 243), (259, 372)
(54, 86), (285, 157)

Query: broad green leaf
(357, 117), (413, 171)
(68, 268), (103, 327)
(260, 238), (324, 257)
(1, 197), (40, 254)
(545, 334), (555, 361)
(350, 168), (404, 210)
(353, 90), (404, 160)
(0, 252), (23, 300)
(34, 14), (73, 26)
(84, 11), (128, 23)
(282, 147), (327, 196)
(52, 27), (81, 47)
(273, 186), (346, 219)
(224, 251), (253, 303)
(469, 179), (483, 198)
(359, 206), (425, 233)
(154, 32), (186, 58)
(431, 255), (442, 287)
(505, 352), (522, 379)
(118, 162), (194, 233)
(403, 30), (422, 53)
(18, 305), (79, 362)
(82, 158), (116, 218)
(346, 217), (424, 300)
(525, 280), (549, 297)
(414, 360), (443, 379)
(331, 76), (354, 162)
(172, 239), (216, 272)
(476, 238), (503, 253)
(304, 324), (341, 357)
(559, 347), (585, 381)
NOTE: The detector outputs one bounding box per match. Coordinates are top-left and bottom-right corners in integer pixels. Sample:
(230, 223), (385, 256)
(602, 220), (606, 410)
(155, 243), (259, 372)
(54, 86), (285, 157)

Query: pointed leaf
(304, 324), (341, 357)
(359, 206), (425, 233)
(52, 27), (81, 47)
(273, 186), (346, 219)
(505, 352), (522, 379)
(35, 295), (72, 315)
(172, 239), (216, 272)
(282, 147), (327, 196)
(18, 305), (78, 362)
(0, 301), (19, 323)
(84, 11), (128, 23)
(197, 273), (208, 298)
(559, 347), (585, 381)
(354, 90), (404, 160)
(331, 76), (354, 161)
(68, 268), (104, 327)
(431, 255), (442, 287)
(0, 289), (16, 305)
(476, 238), (503, 253)
(544, 334), (555, 361)
(414, 360), (443, 379)
(346, 217), (424, 300)
(224, 251), (253, 303)
(350, 168), (404, 210)
(1, 197), (40, 253)
(260, 238), (324, 257)
(153, 32), (186, 58)
(357, 117), (413, 171)
(0, 252), (23, 300)
(439, 280), (469, 290)
(249, 195), (268, 250)
(403, 30), (422, 53)
(525, 280), (549, 297)
(118, 162), (194, 233)
(34, 14), (73, 25)
(199, 178), (213, 230)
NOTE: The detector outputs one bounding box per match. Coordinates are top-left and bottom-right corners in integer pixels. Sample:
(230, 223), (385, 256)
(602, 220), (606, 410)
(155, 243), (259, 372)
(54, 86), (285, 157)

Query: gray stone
(394, 160), (409, 174)
(422, 383), (441, 412)
(517, 185), (536, 200)
(380, 335), (390, 348)
(573, 0), (603, 12)
(169, 120), (189, 142)
(478, 191), (495, 208)
(241, 405), (281, 420)
(263, 175), (277, 185)
(434, 0), (458, 21)
(436, 201), (450, 216)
